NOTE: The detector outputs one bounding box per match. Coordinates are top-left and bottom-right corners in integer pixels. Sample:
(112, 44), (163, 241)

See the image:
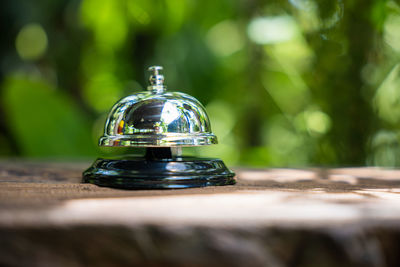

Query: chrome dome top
(99, 66), (217, 147)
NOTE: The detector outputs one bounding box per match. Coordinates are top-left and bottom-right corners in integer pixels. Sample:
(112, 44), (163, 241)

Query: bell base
(82, 157), (236, 189)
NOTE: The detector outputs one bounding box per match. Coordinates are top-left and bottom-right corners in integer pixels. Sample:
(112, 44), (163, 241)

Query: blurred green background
(1, 0), (400, 167)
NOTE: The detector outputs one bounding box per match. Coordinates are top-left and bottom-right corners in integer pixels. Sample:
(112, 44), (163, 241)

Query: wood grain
(1, 161), (400, 266)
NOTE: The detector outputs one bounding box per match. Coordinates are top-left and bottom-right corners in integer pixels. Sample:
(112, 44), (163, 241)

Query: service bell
(83, 66), (235, 189)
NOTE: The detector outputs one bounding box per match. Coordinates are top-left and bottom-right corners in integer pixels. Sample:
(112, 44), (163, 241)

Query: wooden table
(1, 161), (400, 267)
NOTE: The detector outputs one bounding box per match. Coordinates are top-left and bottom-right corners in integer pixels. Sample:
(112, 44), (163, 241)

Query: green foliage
(1, 0), (400, 166)
(2, 76), (96, 157)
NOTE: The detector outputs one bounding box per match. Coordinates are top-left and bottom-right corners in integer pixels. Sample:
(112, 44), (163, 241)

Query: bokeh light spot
(304, 110), (331, 135)
(289, 0), (315, 11)
(206, 20), (244, 57)
(81, 0), (128, 50)
(384, 14), (400, 52)
(15, 23), (48, 60)
(247, 16), (298, 44)
(374, 63), (400, 124)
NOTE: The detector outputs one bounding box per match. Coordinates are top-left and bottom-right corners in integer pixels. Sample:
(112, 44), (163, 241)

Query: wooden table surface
(1, 161), (400, 267)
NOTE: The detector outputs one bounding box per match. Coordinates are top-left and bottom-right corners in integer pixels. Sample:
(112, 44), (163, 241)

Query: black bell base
(82, 157), (236, 189)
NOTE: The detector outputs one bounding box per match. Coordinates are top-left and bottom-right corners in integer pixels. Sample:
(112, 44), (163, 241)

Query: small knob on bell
(147, 66), (166, 93)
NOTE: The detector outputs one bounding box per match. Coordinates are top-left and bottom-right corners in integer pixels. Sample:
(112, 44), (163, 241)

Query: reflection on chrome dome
(99, 66), (217, 147)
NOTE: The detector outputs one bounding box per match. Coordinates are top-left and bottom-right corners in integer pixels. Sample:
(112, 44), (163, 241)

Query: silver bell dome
(99, 66), (217, 147)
